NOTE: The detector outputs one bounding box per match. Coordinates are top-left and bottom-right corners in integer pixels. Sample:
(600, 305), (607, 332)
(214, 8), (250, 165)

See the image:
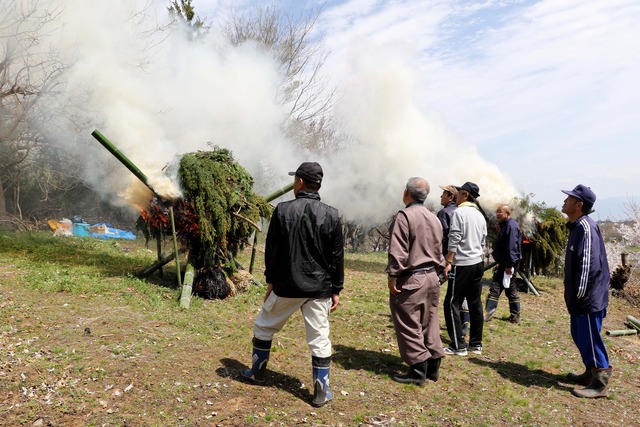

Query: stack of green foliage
(532, 207), (569, 275)
(178, 147), (272, 270)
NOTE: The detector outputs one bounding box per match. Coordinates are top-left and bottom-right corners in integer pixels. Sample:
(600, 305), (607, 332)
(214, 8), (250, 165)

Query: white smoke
(319, 40), (519, 223)
(13, 1), (520, 224)
(36, 0), (290, 209)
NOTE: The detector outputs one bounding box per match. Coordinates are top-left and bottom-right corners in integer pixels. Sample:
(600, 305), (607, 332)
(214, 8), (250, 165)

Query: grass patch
(0, 230), (639, 426)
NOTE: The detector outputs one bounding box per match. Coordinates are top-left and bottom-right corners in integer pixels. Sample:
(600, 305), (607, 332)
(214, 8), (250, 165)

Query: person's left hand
(331, 294), (340, 312)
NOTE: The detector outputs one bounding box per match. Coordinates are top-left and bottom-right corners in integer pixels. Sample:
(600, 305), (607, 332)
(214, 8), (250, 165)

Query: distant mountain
(592, 196), (635, 221)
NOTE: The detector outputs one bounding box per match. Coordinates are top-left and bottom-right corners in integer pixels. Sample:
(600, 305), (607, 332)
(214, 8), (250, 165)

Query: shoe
(484, 309), (496, 322)
(471, 345), (483, 355)
(444, 346), (467, 356)
(507, 313), (521, 324)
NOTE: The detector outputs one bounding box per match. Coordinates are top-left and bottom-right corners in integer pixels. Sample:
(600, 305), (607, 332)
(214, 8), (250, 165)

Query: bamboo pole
(169, 206), (182, 288)
(606, 329), (637, 336)
(91, 130), (155, 193)
(180, 254), (196, 309)
(137, 252), (176, 278)
(248, 182), (295, 274)
(627, 315), (640, 330)
(518, 270), (540, 296)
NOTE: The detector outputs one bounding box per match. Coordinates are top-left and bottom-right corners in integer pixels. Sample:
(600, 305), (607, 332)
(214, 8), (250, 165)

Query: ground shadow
(332, 344), (404, 377)
(469, 358), (573, 391)
(344, 258), (386, 274)
(219, 358), (312, 404)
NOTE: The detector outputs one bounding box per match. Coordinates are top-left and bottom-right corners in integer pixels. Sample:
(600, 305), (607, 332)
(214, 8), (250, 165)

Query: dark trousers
(486, 264), (520, 315)
(443, 262), (484, 350)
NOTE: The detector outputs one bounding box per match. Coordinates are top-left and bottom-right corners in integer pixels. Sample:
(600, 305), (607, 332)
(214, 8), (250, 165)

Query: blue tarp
(87, 223), (136, 240)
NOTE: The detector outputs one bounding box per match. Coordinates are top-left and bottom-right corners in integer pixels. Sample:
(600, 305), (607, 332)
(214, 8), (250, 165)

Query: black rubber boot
(392, 360), (428, 386)
(311, 356), (333, 407)
(484, 299), (498, 322)
(241, 337), (271, 384)
(508, 301), (521, 323)
(426, 357), (442, 382)
(567, 369), (592, 386)
(461, 310), (471, 336)
(572, 367), (613, 398)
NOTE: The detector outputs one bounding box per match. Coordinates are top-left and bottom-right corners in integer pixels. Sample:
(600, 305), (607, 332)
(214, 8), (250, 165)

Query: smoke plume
(15, 1), (519, 224)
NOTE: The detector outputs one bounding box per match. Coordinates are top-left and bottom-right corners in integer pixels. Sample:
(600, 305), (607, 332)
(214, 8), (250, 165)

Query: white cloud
(315, 0), (640, 217)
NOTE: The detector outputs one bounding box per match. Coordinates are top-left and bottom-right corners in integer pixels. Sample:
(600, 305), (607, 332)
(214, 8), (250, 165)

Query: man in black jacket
(484, 204), (522, 323)
(241, 162), (344, 408)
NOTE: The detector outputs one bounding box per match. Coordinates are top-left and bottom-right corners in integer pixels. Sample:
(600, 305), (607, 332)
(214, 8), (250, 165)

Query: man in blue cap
(561, 184), (612, 398)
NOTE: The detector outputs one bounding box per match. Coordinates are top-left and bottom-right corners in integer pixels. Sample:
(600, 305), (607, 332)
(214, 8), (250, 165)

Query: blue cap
(562, 184), (596, 206)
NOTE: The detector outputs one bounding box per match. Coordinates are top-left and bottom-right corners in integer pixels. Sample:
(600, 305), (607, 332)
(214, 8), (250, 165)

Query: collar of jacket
(405, 201), (424, 208)
(295, 190), (321, 201)
(567, 214), (587, 229)
(458, 201), (478, 209)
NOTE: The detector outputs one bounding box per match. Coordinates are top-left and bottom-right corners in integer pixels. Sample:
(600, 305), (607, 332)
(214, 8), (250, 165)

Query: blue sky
(198, 0), (640, 219)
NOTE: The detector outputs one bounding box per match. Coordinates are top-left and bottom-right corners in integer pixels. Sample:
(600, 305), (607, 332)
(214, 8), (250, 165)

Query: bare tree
(221, 5), (338, 153)
(0, 2), (76, 221)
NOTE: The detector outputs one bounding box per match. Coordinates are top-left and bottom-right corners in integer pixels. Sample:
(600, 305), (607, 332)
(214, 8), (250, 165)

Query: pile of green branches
(177, 147), (272, 270)
(531, 207), (569, 276)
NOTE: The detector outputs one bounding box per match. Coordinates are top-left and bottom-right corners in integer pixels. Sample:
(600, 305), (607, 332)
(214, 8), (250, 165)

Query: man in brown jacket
(386, 177), (446, 385)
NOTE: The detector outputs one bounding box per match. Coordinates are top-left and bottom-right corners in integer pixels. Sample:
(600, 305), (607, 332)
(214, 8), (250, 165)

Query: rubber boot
(426, 357), (442, 382)
(484, 299), (498, 322)
(567, 369), (592, 386)
(311, 356), (333, 407)
(393, 360), (428, 386)
(508, 301), (521, 323)
(461, 310), (470, 336)
(571, 367), (612, 398)
(241, 337), (271, 384)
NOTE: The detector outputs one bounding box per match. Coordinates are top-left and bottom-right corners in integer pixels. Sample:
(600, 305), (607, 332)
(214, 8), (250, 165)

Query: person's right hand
(264, 283), (273, 301)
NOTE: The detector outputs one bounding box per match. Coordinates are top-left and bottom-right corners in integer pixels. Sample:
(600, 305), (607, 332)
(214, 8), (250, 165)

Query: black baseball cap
(288, 162), (323, 184)
(455, 181), (480, 198)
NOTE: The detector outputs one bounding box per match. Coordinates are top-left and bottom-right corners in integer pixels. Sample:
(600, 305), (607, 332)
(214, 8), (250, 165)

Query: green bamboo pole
(518, 270), (540, 296)
(248, 182), (295, 274)
(169, 206), (182, 288)
(180, 254), (196, 309)
(91, 129), (155, 193)
(137, 252), (176, 278)
(627, 315), (640, 330)
(605, 329), (637, 336)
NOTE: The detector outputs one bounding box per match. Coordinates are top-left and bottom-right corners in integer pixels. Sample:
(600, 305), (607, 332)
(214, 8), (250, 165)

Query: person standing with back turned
(387, 177), (446, 385)
(561, 184), (612, 398)
(442, 182), (487, 356)
(438, 185), (471, 336)
(241, 162), (344, 408)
